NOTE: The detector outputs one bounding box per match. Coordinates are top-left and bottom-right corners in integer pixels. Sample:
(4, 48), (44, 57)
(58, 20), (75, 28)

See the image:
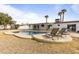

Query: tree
(10, 21), (16, 29)
(15, 24), (20, 29)
(58, 12), (62, 22)
(58, 9), (67, 22)
(0, 12), (13, 29)
(45, 15), (49, 30)
(61, 9), (67, 22)
(45, 15), (49, 23)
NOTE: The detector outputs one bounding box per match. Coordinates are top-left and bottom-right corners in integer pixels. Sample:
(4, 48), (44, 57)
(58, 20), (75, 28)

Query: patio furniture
(45, 28), (59, 38)
(57, 28), (69, 37)
(39, 28), (72, 41)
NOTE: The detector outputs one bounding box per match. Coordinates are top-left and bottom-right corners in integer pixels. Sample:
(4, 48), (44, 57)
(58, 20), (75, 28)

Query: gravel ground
(0, 31), (79, 54)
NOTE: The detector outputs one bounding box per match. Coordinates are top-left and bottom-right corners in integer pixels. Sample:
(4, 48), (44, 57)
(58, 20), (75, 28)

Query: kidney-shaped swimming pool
(15, 31), (46, 35)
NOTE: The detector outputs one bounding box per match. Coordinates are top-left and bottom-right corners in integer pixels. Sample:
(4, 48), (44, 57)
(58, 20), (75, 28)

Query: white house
(0, 25), (11, 30)
(29, 23), (53, 30)
(18, 24), (29, 30)
(28, 20), (79, 32)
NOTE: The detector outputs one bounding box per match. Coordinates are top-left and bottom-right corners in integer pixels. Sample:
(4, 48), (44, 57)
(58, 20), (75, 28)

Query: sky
(0, 4), (79, 24)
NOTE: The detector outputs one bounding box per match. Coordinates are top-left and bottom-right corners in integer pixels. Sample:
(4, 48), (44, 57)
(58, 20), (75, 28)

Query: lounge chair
(57, 28), (68, 37)
(45, 28), (59, 38)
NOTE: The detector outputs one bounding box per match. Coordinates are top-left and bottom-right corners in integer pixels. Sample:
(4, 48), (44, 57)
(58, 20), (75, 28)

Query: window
(58, 24), (60, 26)
(67, 24), (76, 32)
(41, 24), (44, 27)
(48, 25), (52, 29)
(48, 25), (52, 27)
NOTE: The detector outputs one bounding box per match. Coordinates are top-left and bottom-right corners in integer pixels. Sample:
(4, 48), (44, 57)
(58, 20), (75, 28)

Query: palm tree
(61, 9), (67, 22)
(45, 15), (49, 23)
(45, 15), (49, 30)
(58, 12), (62, 22)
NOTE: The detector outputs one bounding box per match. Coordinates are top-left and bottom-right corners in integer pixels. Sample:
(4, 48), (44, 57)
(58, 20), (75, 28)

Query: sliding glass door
(67, 24), (76, 32)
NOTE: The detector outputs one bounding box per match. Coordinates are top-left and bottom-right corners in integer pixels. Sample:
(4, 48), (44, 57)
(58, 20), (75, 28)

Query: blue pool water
(18, 31), (46, 35)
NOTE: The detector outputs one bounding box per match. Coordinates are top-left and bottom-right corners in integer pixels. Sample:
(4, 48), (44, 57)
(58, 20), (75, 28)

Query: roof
(28, 20), (79, 25)
(29, 22), (53, 25)
(53, 21), (79, 24)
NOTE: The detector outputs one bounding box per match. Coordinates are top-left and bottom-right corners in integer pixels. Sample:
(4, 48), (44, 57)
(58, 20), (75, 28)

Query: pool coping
(3, 30), (32, 39)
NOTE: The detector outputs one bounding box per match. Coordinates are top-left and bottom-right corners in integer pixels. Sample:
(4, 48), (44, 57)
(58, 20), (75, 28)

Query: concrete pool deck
(33, 34), (72, 43)
(69, 32), (79, 38)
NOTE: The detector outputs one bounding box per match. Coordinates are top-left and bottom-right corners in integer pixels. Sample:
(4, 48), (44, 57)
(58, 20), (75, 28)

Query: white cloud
(0, 4), (45, 24)
(1, 4), (74, 24)
(71, 4), (79, 14)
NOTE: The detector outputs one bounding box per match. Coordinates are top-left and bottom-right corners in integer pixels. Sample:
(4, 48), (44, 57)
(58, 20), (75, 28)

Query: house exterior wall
(52, 22), (79, 32)
(76, 23), (79, 32)
(29, 25), (34, 29)
(52, 23), (67, 29)
(0, 25), (4, 29)
(18, 25), (29, 29)
(29, 24), (47, 30)
(39, 24), (47, 30)
(0, 25), (11, 30)
(29, 23), (53, 30)
(6, 25), (11, 29)
(29, 22), (79, 32)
